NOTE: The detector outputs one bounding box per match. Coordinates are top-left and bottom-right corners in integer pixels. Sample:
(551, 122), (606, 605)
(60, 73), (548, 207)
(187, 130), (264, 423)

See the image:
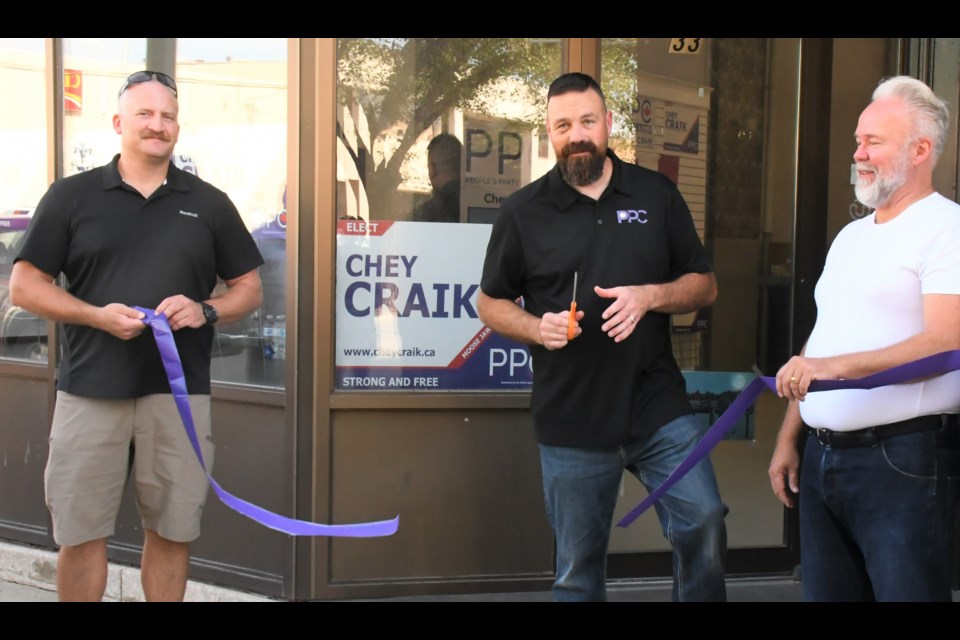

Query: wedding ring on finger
(789, 376), (799, 384)
(627, 315), (635, 324)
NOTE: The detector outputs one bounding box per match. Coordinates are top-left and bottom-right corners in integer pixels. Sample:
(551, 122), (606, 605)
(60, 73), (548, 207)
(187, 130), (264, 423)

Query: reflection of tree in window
(594, 40), (665, 161)
(336, 38), (561, 218)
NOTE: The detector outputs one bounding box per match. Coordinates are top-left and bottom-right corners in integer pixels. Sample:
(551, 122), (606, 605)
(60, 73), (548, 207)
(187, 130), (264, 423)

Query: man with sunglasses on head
(10, 70), (264, 601)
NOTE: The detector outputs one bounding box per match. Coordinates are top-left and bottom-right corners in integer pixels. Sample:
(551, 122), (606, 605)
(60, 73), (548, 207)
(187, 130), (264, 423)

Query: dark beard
(557, 141), (606, 186)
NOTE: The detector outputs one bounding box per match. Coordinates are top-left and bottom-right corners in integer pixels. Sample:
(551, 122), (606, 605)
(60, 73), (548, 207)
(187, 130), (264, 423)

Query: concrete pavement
(5, 538), (953, 602)
(0, 540), (275, 602)
(0, 536), (803, 602)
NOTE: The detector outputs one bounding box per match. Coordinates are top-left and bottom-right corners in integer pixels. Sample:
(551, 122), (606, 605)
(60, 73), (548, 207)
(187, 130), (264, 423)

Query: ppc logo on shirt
(617, 209), (648, 224)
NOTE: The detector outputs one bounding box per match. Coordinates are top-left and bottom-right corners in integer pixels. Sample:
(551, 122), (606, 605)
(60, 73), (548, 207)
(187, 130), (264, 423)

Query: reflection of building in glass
(0, 43), (49, 211)
(20, 48), (289, 231)
(338, 94), (558, 224)
(71, 142), (94, 173)
(687, 388), (754, 440)
(336, 39), (562, 223)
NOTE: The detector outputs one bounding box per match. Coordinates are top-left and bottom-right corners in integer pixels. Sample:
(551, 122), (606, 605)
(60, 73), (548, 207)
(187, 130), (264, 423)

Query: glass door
(598, 37), (802, 577)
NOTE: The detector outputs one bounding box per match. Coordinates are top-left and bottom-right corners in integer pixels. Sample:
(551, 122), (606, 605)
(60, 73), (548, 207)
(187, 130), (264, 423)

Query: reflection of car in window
(1, 191), (288, 371)
(0, 209), (47, 361)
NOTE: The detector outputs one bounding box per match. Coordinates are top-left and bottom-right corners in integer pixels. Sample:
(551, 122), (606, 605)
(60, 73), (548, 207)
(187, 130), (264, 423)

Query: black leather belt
(807, 413), (957, 449)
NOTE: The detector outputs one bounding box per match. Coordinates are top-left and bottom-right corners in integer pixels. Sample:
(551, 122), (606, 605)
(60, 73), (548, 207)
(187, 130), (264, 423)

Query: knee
(705, 501), (729, 524)
(672, 500), (728, 543)
(693, 503), (727, 542)
(685, 490), (728, 524)
(58, 538), (109, 571)
(144, 528), (191, 552)
(702, 501), (729, 532)
(60, 538), (107, 558)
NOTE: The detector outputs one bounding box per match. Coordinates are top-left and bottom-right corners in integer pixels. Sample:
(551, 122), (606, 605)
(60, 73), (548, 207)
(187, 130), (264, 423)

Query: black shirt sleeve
(210, 188), (265, 281)
(480, 205), (526, 301)
(15, 179), (73, 278)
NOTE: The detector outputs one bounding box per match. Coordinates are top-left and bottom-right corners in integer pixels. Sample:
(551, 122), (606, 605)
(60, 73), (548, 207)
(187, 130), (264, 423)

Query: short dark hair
(427, 133), (462, 173)
(547, 72), (606, 107)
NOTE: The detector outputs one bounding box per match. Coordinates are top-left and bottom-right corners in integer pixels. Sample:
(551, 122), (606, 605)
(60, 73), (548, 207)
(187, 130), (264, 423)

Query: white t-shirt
(800, 192), (960, 431)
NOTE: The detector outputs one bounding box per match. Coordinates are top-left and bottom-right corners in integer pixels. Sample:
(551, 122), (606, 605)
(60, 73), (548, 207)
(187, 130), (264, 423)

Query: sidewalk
(0, 536), (803, 602)
(7, 537), (954, 603)
(0, 540), (275, 602)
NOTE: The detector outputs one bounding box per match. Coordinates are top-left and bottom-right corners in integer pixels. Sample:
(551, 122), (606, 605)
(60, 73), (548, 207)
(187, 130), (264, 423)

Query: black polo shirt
(481, 149), (712, 447)
(16, 154), (264, 398)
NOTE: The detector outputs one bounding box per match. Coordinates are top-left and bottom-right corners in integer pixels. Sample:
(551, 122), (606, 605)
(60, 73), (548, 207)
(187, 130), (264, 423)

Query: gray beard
(855, 168), (907, 210)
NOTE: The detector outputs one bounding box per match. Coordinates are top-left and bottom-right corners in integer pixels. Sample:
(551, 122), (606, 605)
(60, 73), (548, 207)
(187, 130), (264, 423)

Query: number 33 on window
(669, 38), (702, 54)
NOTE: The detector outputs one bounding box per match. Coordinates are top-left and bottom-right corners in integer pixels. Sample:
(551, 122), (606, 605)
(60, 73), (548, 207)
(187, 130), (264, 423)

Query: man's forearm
(10, 262), (102, 328)
(207, 272), (263, 326)
(477, 291), (542, 346)
(828, 331), (960, 380)
(647, 272), (717, 315)
(791, 294), (960, 382)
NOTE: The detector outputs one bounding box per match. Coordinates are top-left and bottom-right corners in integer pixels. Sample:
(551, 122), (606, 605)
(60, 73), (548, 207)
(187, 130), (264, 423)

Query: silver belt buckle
(815, 428), (831, 447)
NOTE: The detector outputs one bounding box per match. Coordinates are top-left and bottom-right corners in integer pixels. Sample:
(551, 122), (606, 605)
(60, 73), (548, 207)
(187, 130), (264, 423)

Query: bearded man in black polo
(479, 72), (727, 602)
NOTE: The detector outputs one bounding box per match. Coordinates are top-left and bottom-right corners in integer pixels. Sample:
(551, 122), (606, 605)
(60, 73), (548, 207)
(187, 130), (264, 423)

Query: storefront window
(600, 37), (799, 379)
(599, 37), (802, 554)
(334, 38), (561, 392)
(59, 38), (288, 388)
(174, 39), (288, 389)
(0, 39), (48, 362)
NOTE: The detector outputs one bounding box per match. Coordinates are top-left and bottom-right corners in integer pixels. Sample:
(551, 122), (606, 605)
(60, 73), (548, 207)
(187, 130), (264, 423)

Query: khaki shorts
(44, 391), (214, 547)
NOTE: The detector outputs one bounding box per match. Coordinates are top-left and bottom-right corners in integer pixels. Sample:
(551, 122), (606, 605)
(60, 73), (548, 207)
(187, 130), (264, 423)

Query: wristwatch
(200, 301), (219, 326)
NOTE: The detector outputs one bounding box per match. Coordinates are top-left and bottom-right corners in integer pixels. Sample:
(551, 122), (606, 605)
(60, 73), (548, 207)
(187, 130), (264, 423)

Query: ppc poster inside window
(335, 219), (533, 391)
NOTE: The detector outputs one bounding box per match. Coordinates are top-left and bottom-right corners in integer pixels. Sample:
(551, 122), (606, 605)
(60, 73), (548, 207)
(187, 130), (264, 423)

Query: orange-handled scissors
(567, 271), (578, 341)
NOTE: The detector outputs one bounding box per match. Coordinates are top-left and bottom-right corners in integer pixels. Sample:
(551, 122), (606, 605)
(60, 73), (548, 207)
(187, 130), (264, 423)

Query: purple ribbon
(135, 307), (399, 537)
(617, 350), (960, 528)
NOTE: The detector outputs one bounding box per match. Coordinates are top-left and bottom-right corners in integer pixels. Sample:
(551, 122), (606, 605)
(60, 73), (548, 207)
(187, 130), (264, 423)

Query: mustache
(140, 131), (170, 141)
(561, 141), (598, 157)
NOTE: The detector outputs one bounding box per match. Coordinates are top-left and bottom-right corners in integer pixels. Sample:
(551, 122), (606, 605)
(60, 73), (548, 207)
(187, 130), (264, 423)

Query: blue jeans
(799, 421), (960, 601)
(539, 414), (728, 602)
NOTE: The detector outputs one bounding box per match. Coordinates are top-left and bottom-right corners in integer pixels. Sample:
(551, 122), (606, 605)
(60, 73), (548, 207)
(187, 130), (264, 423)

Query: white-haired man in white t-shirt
(768, 75), (960, 602)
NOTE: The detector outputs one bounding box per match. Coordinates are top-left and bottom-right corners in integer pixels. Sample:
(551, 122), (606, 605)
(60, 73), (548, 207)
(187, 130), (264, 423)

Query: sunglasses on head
(118, 70), (178, 98)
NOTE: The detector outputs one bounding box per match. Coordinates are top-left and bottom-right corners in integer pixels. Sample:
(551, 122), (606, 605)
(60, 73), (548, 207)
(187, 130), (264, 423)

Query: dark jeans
(799, 417), (960, 601)
(539, 414), (728, 602)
